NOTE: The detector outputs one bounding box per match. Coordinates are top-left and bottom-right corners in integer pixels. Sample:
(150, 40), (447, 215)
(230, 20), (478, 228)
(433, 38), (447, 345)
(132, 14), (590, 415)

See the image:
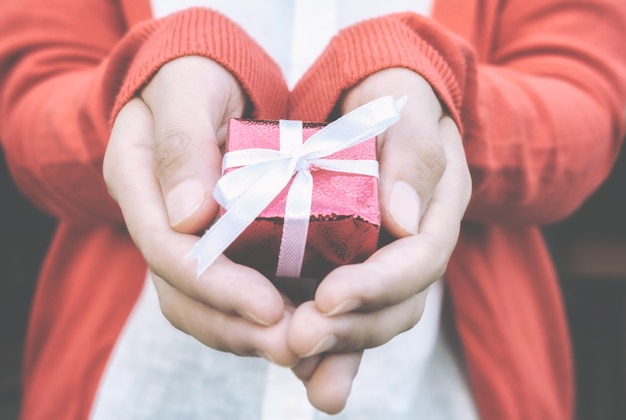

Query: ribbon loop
(187, 96), (405, 277)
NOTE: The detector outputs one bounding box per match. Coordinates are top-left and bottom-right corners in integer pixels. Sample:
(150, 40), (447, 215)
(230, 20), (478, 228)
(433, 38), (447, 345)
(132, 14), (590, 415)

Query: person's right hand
(103, 56), (299, 366)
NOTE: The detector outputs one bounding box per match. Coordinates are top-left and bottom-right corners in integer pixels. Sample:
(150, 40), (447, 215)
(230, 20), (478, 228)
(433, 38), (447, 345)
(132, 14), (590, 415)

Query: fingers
(292, 352), (363, 414)
(288, 293), (427, 357)
(104, 99), (285, 327)
(291, 355), (323, 381)
(141, 56), (246, 233)
(314, 236), (443, 315)
(153, 274), (300, 367)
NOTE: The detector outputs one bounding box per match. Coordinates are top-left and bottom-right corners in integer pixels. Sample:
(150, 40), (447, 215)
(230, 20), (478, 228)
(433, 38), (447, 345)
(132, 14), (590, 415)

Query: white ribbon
(187, 96), (406, 277)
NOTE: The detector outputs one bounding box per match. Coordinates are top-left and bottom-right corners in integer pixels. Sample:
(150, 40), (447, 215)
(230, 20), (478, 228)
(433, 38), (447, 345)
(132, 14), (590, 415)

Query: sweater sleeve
(0, 2), (288, 224)
(290, 0), (626, 225)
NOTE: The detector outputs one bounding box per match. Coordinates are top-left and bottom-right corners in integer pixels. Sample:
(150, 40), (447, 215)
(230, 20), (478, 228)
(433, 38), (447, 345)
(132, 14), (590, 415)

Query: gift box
(222, 118), (381, 282)
(187, 96), (403, 299)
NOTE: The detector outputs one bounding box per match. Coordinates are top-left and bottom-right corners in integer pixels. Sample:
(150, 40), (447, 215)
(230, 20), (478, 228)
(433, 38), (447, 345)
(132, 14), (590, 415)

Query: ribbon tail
(187, 161), (295, 276)
(187, 194), (288, 276)
(186, 210), (250, 277)
(275, 170), (313, 278)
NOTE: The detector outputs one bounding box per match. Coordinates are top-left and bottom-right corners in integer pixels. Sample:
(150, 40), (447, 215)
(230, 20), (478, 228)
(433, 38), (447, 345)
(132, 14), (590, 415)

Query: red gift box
(223, 118), (381, 282)
(187, 96), (403, 301)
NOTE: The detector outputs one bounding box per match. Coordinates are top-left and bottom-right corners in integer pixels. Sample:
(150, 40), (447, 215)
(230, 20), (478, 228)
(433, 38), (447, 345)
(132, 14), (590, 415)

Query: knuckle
(445, 160), (473, 212)
(101, 157), (117, 200)
(461, 175), (473, 209)
(154, 128), (204, 178)
(161, 305), (185, 333)
(425, 234), (454, 278)
(414, 137), (447, 180)
(366, 261), (403, 301)
(405, 296), (426, 331)
(103, 136), (124, 201)
(461, 165), (473, 204)
(155, 283), (186, 333)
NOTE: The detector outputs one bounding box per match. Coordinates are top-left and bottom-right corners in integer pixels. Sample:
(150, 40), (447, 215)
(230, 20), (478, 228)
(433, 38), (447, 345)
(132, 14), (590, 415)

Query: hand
(103, 56), (299, 366)
(288, 68), (472, 413)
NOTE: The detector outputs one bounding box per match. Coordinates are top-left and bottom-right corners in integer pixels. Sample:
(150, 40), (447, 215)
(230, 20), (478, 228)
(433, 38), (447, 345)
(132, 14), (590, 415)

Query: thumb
(377, 95), (446, 238)
(141, 56), (246, 234)
(338, 69), (445, 238)
(152, 122), (222, 234)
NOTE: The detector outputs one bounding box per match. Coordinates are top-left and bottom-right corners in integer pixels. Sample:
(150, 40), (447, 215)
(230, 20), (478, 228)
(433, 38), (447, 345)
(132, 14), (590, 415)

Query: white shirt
(151, 0), (435, 87)
(90, 2), (479, 419)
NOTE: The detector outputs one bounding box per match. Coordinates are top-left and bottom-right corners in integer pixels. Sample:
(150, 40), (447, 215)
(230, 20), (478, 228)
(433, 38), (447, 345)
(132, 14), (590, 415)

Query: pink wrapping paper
(223, 118), (381, 282)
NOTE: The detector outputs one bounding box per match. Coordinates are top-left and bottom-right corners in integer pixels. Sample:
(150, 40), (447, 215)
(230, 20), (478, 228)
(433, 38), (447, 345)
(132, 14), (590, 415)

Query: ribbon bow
(187, 95), (406, 277)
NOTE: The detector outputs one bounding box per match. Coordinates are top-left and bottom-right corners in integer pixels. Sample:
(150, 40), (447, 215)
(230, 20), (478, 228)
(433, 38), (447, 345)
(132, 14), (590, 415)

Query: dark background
(546, 144), (626, 420)
(0, 151), (55, 419)
(1, 145), (625, 419)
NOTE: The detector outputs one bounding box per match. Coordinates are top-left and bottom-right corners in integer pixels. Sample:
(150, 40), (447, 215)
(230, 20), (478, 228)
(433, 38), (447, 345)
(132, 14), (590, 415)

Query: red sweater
(1, 1), (626, 419)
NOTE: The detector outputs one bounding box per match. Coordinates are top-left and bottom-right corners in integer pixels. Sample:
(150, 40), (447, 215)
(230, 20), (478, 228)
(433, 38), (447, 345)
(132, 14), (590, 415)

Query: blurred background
(0, 151), (55, 419)
(1, 145), (625, 419)
(545, 144), (626, 420)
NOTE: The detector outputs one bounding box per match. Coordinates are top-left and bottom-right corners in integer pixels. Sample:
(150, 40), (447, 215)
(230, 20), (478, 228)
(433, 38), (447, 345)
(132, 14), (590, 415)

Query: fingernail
(389, 181), (420, 235)
(324, 298), (360, 316)
(166, 180), (206, 227)
(256, 351), (295, 368)
(256, 351), (278, 365)
(243, 311), (272, 327)
(302, 335), (337, 358)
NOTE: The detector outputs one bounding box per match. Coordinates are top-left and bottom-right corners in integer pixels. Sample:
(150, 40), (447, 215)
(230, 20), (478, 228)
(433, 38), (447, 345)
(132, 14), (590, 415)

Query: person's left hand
(287, 68), (472, 414)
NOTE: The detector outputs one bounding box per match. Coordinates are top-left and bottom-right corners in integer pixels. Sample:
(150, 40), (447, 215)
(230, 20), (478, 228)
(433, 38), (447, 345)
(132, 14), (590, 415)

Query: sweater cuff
(108, 8), (288, 123)
(290, 13), (476, 133)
